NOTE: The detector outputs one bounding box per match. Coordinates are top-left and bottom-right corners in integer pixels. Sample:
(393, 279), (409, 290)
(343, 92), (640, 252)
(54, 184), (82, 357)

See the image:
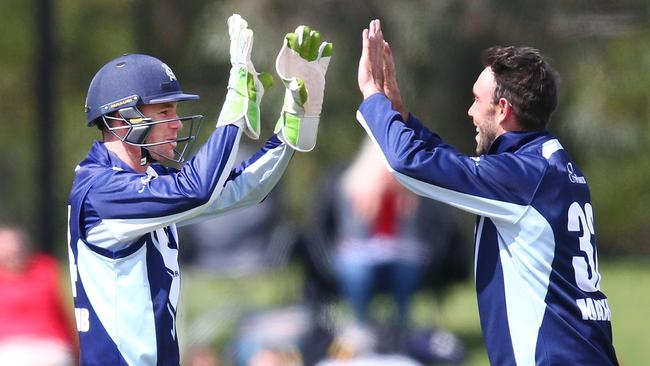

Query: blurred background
(1, 0), (648, 365)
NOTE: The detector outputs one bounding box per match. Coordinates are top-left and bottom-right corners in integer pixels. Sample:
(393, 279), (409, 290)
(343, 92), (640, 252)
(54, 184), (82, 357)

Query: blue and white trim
(356, 92), (618, 365)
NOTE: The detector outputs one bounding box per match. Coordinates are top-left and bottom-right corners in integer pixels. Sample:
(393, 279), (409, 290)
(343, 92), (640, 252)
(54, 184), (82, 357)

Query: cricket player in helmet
(85, 53), (203, 165)
(67, 14), (333, 365)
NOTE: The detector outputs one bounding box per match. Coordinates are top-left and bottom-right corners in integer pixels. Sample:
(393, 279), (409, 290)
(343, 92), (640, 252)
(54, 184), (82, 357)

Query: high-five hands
(358, 19), (408, 120)
(217, 15), (334, 150)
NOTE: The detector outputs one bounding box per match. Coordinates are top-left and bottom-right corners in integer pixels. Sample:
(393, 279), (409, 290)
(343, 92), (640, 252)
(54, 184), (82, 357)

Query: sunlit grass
(600, 257), (649, 365)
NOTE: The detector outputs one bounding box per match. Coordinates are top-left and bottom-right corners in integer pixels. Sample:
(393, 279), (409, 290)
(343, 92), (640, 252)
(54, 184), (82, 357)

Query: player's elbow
(384, 154), (410, 176)
(190, 190), (213, 206)
(176, 178), (218, 207)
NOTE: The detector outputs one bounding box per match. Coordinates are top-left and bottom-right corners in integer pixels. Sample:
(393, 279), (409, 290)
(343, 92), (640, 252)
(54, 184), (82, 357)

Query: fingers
(307, 30), (321, 60)
(358, 19), (388, 98)
(362, 28), (369, 53)
(285, 26), (331, 61)
(369, 20), (384, 86)
(286, 32), (299, 52)
(369, 19), (381, 39)
(380, 39), (407, 119)
(382, 41), (397, 81)
(382, 41), (391, 73)
(297, 26), (316, 60)
(369, 19), (384, 52)
(367, 21), (383, 58)
(318, 42), (334, 59)
(228, 14), (248, 40)
(296, 25), (309, 47)
(240, 29), (254, 57)
(368, 19), (383, 63)
(227, 14), (254, 66)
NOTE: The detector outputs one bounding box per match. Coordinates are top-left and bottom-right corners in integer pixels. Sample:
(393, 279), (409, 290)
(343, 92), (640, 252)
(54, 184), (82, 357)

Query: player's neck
(104, 140), (149, 173)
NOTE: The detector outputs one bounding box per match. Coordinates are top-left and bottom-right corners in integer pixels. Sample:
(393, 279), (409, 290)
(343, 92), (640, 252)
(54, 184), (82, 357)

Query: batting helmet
(84, 54), (204, 163)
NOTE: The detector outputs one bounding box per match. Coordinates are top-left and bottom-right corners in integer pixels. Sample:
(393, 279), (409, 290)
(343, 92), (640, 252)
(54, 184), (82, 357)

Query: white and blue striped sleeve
(177, 135), (294, 226)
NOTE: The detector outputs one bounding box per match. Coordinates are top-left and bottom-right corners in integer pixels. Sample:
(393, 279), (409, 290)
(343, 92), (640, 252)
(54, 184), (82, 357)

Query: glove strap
(275, 84), (319, 152)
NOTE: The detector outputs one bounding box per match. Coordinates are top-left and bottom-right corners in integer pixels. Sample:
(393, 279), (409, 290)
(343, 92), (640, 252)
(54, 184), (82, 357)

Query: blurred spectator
(233, 306), (308, 366)
(180, 139), (469, 364)
(0, 224), (77, 366)
(183, 344), (220, 366)
(179, 143), (298, 365)
(299, 138), (469, 363)
(333, 138), (426, 330)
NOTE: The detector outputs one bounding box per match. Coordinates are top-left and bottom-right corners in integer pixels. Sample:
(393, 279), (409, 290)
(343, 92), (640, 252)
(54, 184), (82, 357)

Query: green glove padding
(275, 25), (333, 152)
(217, 14), (273, 140)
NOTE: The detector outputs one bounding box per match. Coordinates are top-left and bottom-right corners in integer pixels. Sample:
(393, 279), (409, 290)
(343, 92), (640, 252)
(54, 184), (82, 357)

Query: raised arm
(81, 15), (272, 247)
(356, 20), (544, 223)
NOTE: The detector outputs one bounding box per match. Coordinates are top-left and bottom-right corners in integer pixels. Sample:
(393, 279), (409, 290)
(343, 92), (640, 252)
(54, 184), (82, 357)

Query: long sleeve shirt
(67, 124), (293, 365)
(357, 93), (617, 366)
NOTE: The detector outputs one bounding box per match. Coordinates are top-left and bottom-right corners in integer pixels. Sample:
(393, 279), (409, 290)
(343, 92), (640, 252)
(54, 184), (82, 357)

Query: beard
(475, 119), (498, 155)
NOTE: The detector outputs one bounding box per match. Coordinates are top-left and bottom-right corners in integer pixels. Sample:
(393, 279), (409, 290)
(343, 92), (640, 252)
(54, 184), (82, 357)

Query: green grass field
(599, 257), (649, 365)
(410, 257), (649, 365)
(179, 257), (650, 365)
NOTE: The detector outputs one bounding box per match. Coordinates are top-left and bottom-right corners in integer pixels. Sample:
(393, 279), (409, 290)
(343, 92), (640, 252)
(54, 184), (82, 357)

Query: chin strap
(140, 147), (150, 166)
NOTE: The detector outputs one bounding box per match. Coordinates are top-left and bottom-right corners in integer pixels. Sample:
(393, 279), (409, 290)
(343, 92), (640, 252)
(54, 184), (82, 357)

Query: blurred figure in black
(179, 142), (298, 366)
(298, 138), (469, 364)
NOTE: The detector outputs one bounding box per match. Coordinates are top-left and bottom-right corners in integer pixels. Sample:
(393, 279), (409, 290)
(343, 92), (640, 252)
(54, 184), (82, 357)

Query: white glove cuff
(294, 115), (319, 152)
(277, 114), (319, 152)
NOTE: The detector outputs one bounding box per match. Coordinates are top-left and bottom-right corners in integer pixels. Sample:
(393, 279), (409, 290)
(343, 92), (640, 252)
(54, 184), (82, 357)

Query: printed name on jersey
(576, 298), (611, 321)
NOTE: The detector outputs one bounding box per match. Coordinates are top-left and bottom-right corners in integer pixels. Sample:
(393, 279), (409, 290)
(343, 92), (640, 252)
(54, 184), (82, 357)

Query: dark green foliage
(2, 0), (649, 254)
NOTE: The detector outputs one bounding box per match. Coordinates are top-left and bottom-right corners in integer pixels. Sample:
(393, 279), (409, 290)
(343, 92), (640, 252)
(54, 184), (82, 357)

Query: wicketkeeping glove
(217, 14), (273, 139)
(274, 25), (333, 151)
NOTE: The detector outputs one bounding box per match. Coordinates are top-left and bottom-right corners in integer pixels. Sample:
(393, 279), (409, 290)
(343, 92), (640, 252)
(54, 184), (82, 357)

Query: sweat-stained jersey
(67, 124), (293, 365)
(357, 93), (618, 366)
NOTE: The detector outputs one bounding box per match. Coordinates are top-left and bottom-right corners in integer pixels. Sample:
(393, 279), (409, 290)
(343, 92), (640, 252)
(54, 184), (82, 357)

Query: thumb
(258, 72), (274, 90)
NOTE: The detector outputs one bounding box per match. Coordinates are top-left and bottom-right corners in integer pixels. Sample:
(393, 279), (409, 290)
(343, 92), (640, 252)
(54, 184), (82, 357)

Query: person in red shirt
(333, 139), (426, 334)
(0, 224), (77, 365)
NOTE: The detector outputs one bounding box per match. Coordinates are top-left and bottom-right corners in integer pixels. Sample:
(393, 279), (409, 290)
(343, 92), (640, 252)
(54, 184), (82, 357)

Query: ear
(496, 97), (515, 127)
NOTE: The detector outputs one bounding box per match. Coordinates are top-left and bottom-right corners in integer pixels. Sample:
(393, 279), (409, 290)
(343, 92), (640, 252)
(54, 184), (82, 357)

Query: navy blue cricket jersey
(67, 125), (293, 365)
(357, 93), (618, 365)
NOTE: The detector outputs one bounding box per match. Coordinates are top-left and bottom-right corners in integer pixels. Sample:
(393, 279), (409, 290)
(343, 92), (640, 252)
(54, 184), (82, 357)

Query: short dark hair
(95, 119), (106, 131)
(481, 46), (559, 130)
(95, 112), (115, 132)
